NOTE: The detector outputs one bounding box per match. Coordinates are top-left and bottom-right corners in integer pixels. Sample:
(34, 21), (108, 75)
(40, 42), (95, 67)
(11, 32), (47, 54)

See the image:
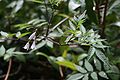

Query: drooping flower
(33, 35), (36, 40)
(28, 32), (36, 40)
(30, 40), (36, 49)
(23, 42), (30, 50)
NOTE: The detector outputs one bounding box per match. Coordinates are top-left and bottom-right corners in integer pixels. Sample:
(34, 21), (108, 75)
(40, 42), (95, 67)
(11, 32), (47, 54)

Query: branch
(95, 0), (101, 25)
(4, 59), (12, 80)
(102, 0), (108, 27)
(0, 38), (28, 42)
(0, 64), (22, 78)
(44, 0), (55, 37)
(49, 18), (68, 33)
(47, 37), (78, 47)
(44, 0), (50, 37)
(59, 66), (64, 80)
(101, 0), (109, 38)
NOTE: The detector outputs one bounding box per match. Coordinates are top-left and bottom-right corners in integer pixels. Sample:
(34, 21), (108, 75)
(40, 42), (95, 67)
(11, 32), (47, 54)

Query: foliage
(0, 0), (120, 80)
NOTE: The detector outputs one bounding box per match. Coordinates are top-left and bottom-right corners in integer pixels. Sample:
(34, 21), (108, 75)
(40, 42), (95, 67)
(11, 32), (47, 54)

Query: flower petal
(31, 41), (36, 49)
(29, 32), (36, 40)
(23, 42), (30, 50)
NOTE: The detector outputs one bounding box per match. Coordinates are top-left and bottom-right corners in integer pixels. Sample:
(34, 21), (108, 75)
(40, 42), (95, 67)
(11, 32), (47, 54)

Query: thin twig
(49, 18), (68, 33)
(101, 0), (108, 38)
(0, 64), (22, 78)
(102, 0), (108, 27)
(44, 0), (49, 21)
(95, 0), (101, 25)
(59, 66), (64, 80)
(47, 37), (78, 46)
(4, 59), (12, 80)
(44, 0), (50, 37)
(0, 38), (27, 42)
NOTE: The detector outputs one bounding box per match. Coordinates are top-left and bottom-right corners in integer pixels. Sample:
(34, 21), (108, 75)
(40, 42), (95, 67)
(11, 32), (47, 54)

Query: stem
(44, 0), (55, 37)
(95, 0), (109, 38)
(44, 0), (50, 37)
(49, 18), (68, 33)
(47, 37), (79, 46)
(101, 0), (108, 37)
(59, 66), (64, 80)
(95, 0), (101, 25)
(44, 0), (49, 22)
(4, 59), (12, 80)
(0, 64), (21, 78)
(0, 38), (28, 41)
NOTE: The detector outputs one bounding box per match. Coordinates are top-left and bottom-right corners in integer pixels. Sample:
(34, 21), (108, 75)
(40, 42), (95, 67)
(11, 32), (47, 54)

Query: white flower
(33, 35), (36, 40)
(30, 41), (36, 49)
(28, 32), (36, 40)
(23, 42), (30, 50)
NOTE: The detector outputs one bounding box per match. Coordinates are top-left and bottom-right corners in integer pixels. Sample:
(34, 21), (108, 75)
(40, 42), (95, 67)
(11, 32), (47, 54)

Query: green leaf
(33, 19), (46, 25)
(85, 59), (93, 72)
(46, 40), (53, 48)
(49, 56), (59, 69)
(108, 0), (120, 15)
(37, 53), (59, 69)
(62, 50), (67, 58)
(67, 73), (84, 80)
(48, 31), (62, 37)
(65, 34), (73, 43)
(6, 48), (16, 54)
(14, 23), (30, 30)
(75, 65), (87, 73)
(91, 72), (98, 80)
(17, 32), (31, 38)
(69, 20), (76, 30)
(13, 0), (24, 13)
(4, 54), (12, 61)
(87, 47), (95, 60)
(78, 53), (88, 61)
(0, 31), (9, 37)
(104, 63), (111, 71)
(13, 52), (27, 54)
(107, 66), (120, 80)
(98, 71), (109, 79)
(14, 54), (26, 62)
(29, 0), (44, 4)
(28, 18), (39, 24)
(36, 22), (48, 27)
(93, 44), (108, 48)
(4, 48), (16, 60)
(95, 49), (110, 69)
(78, 10), (86, 20)
(0, 45), (5, 57)
(75, 31), (81, 37)
(56, 60), (76, 70)
(79, 25), (86, 34)
(94, 57), (102, 71)
(36, 52), (49, 59)
(7, 1), (16, 8)
(57, 28), (64, 35)
(68, 0), (80, 13)
(82, 74), (89, 80)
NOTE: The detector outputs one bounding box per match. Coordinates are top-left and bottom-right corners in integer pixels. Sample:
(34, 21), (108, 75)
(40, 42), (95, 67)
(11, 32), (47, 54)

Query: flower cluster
(23, 31), (36, 50)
